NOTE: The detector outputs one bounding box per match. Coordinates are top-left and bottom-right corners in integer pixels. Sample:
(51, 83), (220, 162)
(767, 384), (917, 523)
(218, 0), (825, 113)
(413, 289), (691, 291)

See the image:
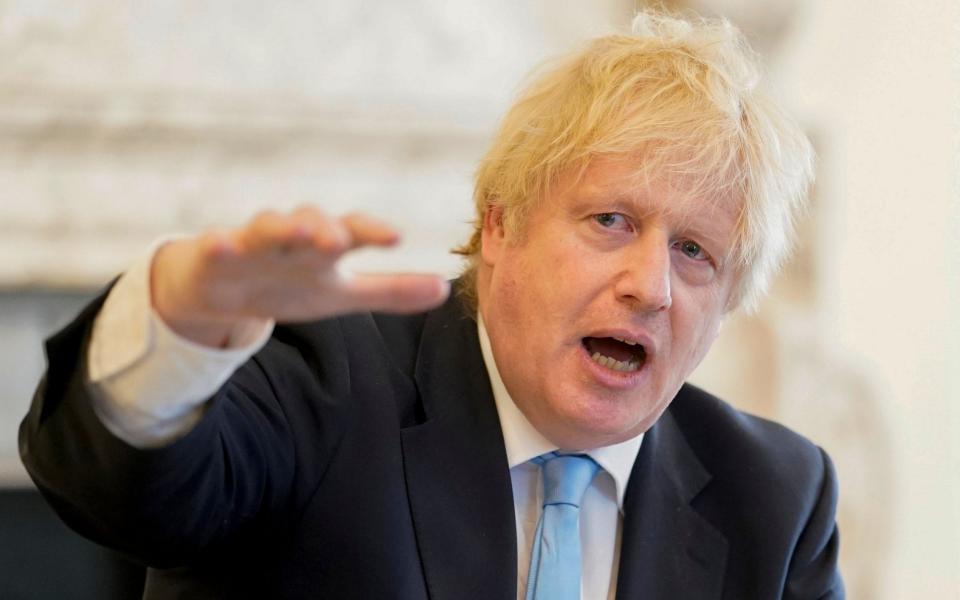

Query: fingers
(339, 273), (451, 314)
(234, 207), (401, 258)
(189, 206), (446, 320)
(340, 212), (400, 249)
(291, 206), (352, 254)
(237, 210), (317, 254)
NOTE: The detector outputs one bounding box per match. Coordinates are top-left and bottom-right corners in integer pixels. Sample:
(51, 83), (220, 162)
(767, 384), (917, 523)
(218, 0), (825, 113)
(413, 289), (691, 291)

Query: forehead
(558, 156), (743, 228)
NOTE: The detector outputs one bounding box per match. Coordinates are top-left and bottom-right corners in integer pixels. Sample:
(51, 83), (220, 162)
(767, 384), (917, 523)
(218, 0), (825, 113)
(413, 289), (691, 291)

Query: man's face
(478, 157), (741, 449)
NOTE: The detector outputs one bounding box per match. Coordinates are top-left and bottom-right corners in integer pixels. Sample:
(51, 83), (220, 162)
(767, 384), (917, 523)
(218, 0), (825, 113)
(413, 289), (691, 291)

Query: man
(20, 10), (843, 599)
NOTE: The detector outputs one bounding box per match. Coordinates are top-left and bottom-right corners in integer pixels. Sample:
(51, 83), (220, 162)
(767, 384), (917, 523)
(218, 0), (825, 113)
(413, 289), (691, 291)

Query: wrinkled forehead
(562, 153), (745, 227)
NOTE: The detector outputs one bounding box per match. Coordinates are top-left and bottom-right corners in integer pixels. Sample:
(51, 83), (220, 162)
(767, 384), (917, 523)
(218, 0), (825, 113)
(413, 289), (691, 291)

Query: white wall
(779, 0), (960, 596)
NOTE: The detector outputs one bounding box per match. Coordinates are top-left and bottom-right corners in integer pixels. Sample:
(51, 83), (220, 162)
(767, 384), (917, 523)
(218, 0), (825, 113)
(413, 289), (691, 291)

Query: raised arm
(19, 206), (448, 565)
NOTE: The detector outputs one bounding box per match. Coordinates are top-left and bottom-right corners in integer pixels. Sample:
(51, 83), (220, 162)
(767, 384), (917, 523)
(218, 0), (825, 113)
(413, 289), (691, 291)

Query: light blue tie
(525, 453), (600, 600)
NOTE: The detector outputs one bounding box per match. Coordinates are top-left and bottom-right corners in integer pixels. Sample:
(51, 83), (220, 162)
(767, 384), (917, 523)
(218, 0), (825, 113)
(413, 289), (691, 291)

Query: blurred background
(0, 0), (957, 598)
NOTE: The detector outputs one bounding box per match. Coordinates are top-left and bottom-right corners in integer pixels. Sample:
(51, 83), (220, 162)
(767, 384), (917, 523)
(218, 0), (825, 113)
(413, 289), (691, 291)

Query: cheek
(500, 245), (562, 304)
(690, 319), (721, 364)
(670, 294), (724, 369)
(495, 231), (611, 331)
(489, 251), (546, 332)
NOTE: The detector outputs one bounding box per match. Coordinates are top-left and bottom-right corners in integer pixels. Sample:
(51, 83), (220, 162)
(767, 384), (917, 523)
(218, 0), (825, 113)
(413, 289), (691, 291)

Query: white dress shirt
(476, 316), (643, 600)
(86, 248), (644, 599)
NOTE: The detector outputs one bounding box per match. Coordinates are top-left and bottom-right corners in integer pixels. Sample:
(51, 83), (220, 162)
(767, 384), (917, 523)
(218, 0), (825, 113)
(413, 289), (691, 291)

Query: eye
(593, 213), (631, 231)
(674, 239), (709, 261)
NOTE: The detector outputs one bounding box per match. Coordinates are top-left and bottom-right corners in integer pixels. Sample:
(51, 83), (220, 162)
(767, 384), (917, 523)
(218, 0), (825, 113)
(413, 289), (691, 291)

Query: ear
(480, 206), (507, 266)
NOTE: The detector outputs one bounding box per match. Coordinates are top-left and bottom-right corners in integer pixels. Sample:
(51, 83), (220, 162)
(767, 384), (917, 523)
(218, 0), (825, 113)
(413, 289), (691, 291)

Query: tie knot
(538, 453), (599, 508)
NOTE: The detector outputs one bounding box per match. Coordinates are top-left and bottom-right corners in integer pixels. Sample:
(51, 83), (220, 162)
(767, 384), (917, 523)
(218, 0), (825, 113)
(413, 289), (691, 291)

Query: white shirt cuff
(87, 240), (274, 448)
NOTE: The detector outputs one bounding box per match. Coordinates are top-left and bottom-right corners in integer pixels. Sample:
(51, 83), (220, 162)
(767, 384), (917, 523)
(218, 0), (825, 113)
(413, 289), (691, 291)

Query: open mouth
(581, 336), (647, 373)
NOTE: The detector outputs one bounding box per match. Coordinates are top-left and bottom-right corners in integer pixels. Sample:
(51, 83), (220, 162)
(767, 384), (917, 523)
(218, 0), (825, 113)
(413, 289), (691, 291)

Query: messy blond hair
(453, 9), (813, 312)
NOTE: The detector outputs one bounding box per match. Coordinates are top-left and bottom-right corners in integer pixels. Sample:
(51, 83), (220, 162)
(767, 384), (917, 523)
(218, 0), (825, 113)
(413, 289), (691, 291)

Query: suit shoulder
(262, 282), (466, 377)
(265, 309), (427, 369)
(669, 384), (832, 502)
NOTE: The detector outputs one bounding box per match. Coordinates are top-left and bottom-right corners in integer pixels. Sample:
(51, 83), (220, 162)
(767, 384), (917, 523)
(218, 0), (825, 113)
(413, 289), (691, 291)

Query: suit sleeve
(18, 293), (348, 568)
(783, 447), (845, 599)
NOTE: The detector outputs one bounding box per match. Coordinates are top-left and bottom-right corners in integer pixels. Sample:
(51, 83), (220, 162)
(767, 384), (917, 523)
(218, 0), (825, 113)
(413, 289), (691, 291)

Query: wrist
(150, 240), (239, 348)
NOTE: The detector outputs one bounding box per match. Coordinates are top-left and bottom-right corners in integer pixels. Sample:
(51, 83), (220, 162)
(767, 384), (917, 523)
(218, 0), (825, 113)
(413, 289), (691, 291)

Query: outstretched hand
(150, 206), (451, 347)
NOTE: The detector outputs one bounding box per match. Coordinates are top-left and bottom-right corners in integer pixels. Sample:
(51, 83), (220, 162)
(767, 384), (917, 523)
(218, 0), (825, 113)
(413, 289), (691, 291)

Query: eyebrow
(573, 189), (737, 255)
(571, 190), (653, 214)
(573, 189), (695, 222)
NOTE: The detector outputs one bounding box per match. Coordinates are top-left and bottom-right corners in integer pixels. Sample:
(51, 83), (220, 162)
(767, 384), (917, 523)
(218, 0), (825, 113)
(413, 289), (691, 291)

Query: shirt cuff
(87, 239), (274, 447)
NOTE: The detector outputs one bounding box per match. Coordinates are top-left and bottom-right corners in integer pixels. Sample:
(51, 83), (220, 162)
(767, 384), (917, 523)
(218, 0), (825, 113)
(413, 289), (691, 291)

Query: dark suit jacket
(20, 289), (843, 599)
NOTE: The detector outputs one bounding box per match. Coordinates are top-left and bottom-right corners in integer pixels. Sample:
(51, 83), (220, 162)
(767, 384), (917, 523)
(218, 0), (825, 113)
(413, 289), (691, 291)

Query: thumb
(339, 272), (451, 314)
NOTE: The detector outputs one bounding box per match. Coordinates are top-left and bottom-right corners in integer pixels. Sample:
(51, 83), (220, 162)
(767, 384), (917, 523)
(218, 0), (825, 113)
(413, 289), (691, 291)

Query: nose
(613, 229), (672, 312)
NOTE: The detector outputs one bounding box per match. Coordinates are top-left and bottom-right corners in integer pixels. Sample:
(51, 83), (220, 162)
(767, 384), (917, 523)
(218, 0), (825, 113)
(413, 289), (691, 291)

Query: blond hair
(454, 9), (813, 312)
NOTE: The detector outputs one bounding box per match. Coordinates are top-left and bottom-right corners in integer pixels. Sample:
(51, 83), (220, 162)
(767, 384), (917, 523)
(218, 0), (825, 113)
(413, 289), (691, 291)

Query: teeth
(590, 351), (640, 372)
(612, 336), (638, 346)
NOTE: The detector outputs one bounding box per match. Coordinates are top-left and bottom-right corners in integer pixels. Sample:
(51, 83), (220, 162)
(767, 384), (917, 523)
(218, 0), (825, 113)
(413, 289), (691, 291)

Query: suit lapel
(400, 296), (517, 600)
(615, 404), (728, 600)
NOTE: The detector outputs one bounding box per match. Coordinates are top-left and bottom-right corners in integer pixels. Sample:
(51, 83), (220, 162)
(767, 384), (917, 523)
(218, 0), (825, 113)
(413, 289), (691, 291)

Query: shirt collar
(477, 314), (644, 510)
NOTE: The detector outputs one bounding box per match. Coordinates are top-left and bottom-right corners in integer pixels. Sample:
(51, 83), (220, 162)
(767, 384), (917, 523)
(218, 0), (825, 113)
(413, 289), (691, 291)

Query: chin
(549, 395), (653, 448)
